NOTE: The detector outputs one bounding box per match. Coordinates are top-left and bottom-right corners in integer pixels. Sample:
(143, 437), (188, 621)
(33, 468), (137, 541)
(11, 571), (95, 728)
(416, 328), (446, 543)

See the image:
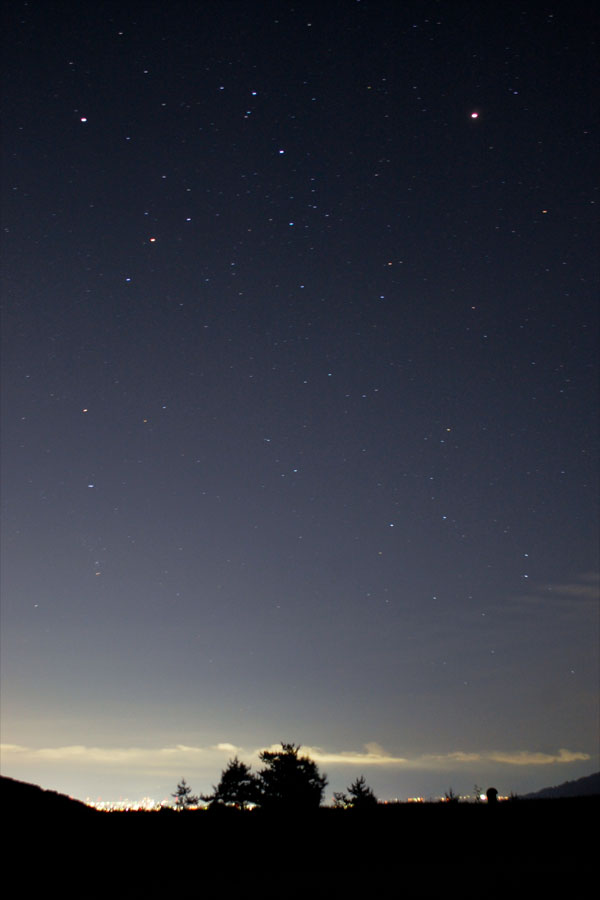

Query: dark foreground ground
(4, 785), (596, 898)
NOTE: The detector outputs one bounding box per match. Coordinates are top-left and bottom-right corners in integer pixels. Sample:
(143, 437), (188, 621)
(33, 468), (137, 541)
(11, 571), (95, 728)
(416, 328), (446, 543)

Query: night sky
(1, 1), (598, 803)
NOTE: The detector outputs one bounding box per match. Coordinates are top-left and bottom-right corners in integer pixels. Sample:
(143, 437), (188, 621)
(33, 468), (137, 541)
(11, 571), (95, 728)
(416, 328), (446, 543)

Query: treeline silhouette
(172, 742), (499, 812)
(174, 742), (330, 812)
(172, 742), (380, 813)
(3, 753), (598, 898)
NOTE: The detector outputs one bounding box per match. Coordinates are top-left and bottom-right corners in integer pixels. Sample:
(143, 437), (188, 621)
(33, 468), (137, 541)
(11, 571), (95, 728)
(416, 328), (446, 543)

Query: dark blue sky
(1, 0), (598, 802)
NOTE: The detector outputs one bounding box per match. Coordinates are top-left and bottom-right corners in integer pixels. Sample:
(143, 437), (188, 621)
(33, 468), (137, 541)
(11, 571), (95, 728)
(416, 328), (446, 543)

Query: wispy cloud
(0, 742), (243, 775)
(512, 572), (600, 610)
(301, 745), (590, 768)
(277, 742), (409, 767)
(1, 742), (590, 771)
(300, 745), (483, 769)
(487, 748), (590, 765)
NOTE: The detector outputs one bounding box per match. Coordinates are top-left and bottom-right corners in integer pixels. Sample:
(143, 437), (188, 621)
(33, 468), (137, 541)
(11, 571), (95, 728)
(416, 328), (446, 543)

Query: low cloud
(1, 741), (589, 772)
(301, 745), (590, 768)
(287, 742), (409, 767)
(488, 748), (590, 765)
(0, 742), (244, 775)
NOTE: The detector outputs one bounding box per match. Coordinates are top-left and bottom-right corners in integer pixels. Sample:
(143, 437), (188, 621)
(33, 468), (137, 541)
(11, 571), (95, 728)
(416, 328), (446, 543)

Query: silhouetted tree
(172, 778), (198, 810)
(257, 742), (327, 811)
(202, 756), (259, 810)
(348, 775), (378, 809)
(334, 775), (377, 809)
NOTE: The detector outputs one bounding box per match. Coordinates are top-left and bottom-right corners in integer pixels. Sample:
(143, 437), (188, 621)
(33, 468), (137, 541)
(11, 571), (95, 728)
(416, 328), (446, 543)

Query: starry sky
(1, 1), (598, 803)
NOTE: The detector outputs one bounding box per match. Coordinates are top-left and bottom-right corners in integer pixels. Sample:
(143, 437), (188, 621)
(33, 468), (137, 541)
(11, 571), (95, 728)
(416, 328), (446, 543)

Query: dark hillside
(1, 774), (98, 818)
(521, 771), (600, 799)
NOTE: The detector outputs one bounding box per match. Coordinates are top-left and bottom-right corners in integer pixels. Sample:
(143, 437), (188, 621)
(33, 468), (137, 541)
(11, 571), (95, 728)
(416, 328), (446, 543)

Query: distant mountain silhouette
(521, 771), (600, 799)
(1, 775), (97, 817)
